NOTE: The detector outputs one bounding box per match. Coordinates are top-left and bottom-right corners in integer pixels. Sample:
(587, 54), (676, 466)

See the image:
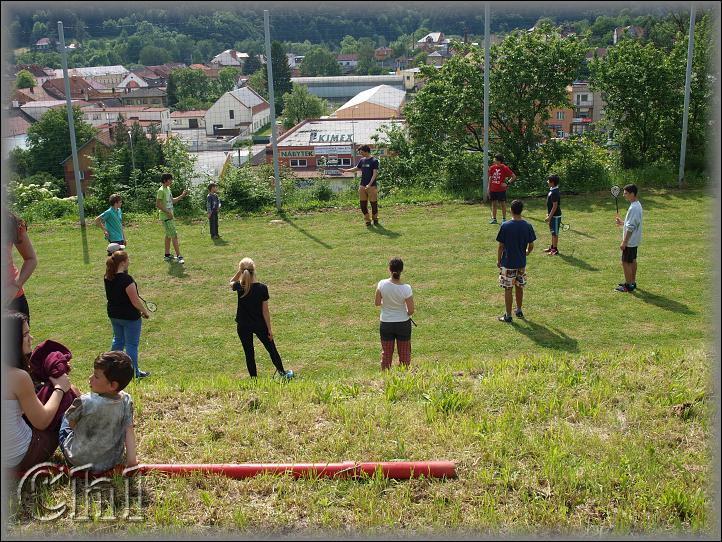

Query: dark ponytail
(389, 257), (404, 280)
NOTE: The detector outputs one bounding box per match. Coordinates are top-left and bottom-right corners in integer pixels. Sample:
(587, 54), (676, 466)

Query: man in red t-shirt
(488, 154), (517, 224)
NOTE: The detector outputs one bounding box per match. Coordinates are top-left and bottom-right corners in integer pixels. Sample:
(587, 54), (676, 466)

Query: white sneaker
(176, 255), (185, 264)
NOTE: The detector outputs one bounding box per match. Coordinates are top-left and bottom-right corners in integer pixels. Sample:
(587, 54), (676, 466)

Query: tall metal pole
(264, 10), (282, 211)
(482, 3), (490, 202)
(58, 21), (85, 225)
(678, 4), (696, 188)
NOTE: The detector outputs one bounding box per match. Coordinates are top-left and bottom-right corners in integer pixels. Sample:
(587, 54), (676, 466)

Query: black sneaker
(515, 308), (524, 319)
(365, 221), (372, 227)
(498, 314), (512, 323)
(628, 283), (637, 291)
(135, 370), (150, 379)
(615, 284), (630, 292)
(373, 219), (379, 225)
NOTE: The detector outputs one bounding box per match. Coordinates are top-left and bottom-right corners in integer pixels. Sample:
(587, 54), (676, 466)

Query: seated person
(59, 351), (138, 473)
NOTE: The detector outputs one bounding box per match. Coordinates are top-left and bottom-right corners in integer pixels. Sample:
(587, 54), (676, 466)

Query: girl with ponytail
(104, 250), (150, 379)
(375, 257), (415, 370)
(230, 257), (294, 380)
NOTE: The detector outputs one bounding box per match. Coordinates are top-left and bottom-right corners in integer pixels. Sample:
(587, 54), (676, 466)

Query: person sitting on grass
(496, 199), (536, 323)
(59, 351), (138, 473)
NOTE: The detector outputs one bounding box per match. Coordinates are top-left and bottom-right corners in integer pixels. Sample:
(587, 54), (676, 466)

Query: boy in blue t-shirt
(95, 193), (125, 246)
(496, 199), (536, 322)
(206, 182), (221, 239)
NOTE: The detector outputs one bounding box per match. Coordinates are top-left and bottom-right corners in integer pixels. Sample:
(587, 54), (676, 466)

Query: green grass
(7, 188), (715, 536)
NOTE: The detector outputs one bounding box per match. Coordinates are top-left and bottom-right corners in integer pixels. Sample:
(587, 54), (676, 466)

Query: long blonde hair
(238, 257), (255, 298)
(105, 250), (128, 281)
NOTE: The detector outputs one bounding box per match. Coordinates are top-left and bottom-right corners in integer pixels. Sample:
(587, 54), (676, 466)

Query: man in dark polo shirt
(341, 144), (380, 226)
(496, 199), (536, 322)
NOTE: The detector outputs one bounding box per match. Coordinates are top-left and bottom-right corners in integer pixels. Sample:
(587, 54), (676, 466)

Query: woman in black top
(230, 257), (293, 379)
(104, 250), (150, 379)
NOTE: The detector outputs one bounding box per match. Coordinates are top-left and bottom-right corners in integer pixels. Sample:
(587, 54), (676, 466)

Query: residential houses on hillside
(210, 49), (248, 68)
(119, 87), (168, 107)
(81, 105), (172, 133)
(61, 131), (113, 196)
(204, 86), (270, 136)
(52, 65), (129, 88)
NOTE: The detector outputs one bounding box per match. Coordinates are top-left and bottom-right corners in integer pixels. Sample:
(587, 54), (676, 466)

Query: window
(339, 158), (352, 166)
(556, 111), (565, 120)
(290, 159), (307, 167)
(229, 110), (234, 119)
(581, 94), (588, 102)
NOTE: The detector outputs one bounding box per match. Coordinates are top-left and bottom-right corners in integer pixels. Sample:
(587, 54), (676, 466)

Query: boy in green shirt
(155, 173), (188, 264)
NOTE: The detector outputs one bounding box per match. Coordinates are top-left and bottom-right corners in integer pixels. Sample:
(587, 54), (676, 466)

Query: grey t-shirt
(61, 391), (133, 472)
(623, 200), (643, 247)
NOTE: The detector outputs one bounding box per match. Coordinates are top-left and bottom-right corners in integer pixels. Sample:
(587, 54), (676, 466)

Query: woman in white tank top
(3, 312), (72, 471)
(375, 257), (415, 370)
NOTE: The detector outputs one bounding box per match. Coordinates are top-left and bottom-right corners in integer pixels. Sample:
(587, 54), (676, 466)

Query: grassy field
(7, 188), (716, 536)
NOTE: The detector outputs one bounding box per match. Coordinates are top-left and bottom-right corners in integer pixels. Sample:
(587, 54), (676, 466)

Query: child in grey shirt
(59, 351), (137, 473)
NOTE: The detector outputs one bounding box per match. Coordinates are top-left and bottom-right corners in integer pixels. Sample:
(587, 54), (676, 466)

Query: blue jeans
(58, 416), (71, 448)
(110, 317), (143, 375)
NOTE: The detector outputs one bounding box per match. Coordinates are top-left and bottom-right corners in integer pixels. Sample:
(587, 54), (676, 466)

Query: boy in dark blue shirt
(496, 199), (536, 322)
(341, 144), (380, 226)
(206, 182), (221, 239)
(544, 174), (562, 255)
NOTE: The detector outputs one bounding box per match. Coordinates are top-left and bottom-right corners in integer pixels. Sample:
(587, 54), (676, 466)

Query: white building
(171, 110), (207, 130)
(332, 85), (406, 119)
(53, 65), (129, 88)
(204, 87), (270, 136)
(81, 106), (171, 133)
(210, 50), (249, 68)
(117, 72), (149, 89)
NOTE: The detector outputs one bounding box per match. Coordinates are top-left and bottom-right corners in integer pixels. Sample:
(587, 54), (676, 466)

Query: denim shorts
(549, 216), (561, 236)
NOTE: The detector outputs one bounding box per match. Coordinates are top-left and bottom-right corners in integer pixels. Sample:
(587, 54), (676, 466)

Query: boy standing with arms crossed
(615, 183), (643, 292)
(155, 173), (188, 264)
(496, 199), (536, 322)
(488, 154), (516, 224)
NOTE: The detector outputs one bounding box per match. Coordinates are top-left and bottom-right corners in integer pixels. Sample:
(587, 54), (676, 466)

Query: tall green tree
(356, 37), (377, 75)
(256, 41), (292, 115)
(243, 54), (262, 76)
(167, 67), (212, 111)
(25, 106), (96, 179)
(589, 39), (677, 167)
(339, 35), (358, 54)
(14, 70), (37, 89)
(246, 69), (268, 100)
(281, 85), (328, 129)
(299, 46), (341, 76)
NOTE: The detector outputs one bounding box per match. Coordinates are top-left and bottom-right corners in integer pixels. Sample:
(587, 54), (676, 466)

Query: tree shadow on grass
(557, 253), (599, 272)
(513, 318), (579, 353)
(370, 223), (401, 239)
(632, 288), (696, 315)
(278, 211), (333, 250)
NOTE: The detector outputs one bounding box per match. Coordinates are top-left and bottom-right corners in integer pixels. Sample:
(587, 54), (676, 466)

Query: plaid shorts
(498, 267), (527, 289)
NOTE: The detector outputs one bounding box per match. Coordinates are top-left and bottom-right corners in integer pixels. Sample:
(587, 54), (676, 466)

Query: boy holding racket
(544, 174), (562, 255)
(155, 173), (188, 264)
(615, 184), (643, 292)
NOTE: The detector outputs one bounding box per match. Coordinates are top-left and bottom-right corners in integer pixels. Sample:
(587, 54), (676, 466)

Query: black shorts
(622, 246), (638, 263)
(489, 191), (507, 202)
(380, 320), (412, 342)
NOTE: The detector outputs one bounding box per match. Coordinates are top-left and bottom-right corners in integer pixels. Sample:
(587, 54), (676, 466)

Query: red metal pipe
(15, 461), (457, 480)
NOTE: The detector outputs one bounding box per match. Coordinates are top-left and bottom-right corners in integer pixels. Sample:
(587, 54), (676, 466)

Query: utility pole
(58, 20), (85, 225)
(678, 4), (696, 188)
(264, 10), (282, 211)
(482, 3), (490, 202)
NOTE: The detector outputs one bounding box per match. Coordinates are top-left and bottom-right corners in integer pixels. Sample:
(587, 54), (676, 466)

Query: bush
(8, 179), (59, 210)
(545, 138), (612, 193)
(443, 150), (485, 197)
(312, 180), (333, 202)
(222, 166), (276, 212)
(24, 197), (79, 222)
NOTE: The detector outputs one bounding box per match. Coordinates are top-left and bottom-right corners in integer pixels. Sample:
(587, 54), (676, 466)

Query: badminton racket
(611, 185), (621, 215)
(135, 285), (157, 313)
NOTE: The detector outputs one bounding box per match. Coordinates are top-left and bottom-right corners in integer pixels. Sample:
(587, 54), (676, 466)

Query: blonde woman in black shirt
(230, 257), (293, 380)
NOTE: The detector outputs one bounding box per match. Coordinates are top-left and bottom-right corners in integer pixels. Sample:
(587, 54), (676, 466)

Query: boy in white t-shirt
(375, 257), (415, 370)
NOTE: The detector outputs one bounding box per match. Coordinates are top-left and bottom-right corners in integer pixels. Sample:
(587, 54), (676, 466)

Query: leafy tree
(281, 85), (327, 129)
(216, 67), (241, 95)
(246, 69), (268, 100)
(25, 106), (96, 179)
(14, 70), (37, 89)
(299, 46), (341, 76)
(356, 37), (377, 75)
(139, 45), (170, 65)
(488, 24), (587, 179)
(339, 35), (358, 54)
(167, 67), (212, 110)
(589, 39), (676, 167)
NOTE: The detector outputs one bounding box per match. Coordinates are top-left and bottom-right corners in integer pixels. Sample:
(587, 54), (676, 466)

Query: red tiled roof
(42, 77), (103, 100)
(336, 54), (358, 61)
(7, 114), (32, 136)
